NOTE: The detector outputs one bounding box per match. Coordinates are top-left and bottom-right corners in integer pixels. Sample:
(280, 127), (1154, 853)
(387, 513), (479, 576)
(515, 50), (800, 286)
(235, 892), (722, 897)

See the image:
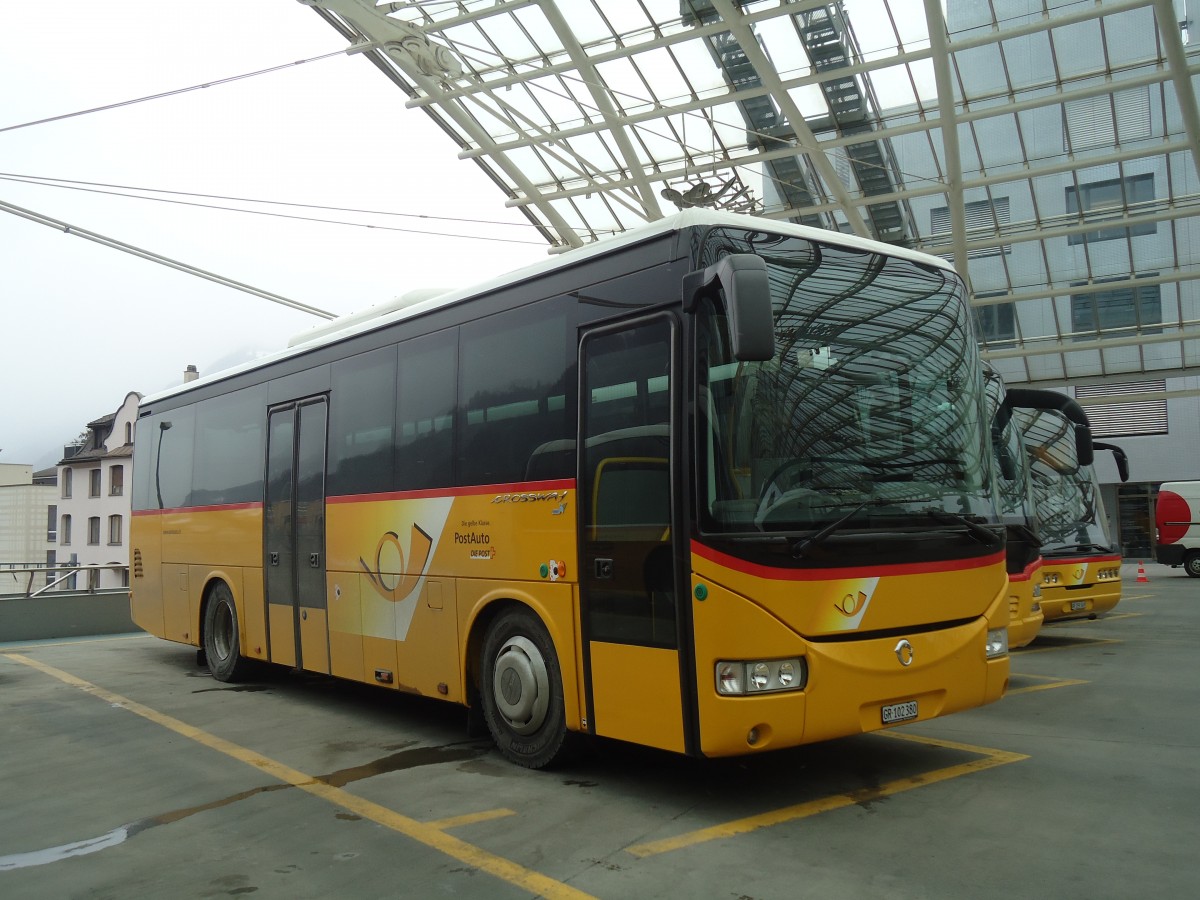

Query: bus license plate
(1070, 600), (1088, 611)
(881, 700), (918, 725)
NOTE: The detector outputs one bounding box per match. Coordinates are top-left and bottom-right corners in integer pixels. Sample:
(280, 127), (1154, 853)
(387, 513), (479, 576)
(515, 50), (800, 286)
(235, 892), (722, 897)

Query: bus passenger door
(579, 313), (688, 754)
(265, 398), (330, 673)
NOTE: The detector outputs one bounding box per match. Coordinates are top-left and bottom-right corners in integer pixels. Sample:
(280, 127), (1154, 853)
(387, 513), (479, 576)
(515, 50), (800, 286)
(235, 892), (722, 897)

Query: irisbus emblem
(894, 639), (915, 667)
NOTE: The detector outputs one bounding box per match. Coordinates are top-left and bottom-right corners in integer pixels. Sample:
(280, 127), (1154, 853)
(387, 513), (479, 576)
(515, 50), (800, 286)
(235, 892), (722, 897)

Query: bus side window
(458, 301), (571, 486)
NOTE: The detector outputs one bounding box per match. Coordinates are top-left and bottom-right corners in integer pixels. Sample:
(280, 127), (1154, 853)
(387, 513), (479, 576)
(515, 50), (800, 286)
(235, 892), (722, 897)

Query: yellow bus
(131, 211), (1011, 768)
(983, 371), (1043, 649)
(1009, 392), (1128, 624)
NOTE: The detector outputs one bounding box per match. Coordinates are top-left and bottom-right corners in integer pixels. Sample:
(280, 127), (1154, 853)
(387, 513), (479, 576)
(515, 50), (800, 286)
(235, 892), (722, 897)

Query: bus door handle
(594, 558), (614, 579)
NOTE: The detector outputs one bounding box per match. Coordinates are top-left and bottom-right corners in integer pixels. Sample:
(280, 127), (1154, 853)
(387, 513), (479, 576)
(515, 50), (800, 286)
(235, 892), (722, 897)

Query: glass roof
(301, 0), (1200, 390)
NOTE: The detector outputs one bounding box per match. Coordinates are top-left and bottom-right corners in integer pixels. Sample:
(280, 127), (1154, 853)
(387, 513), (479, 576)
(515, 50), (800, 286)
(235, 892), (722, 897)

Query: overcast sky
(0, 0), (550, 469)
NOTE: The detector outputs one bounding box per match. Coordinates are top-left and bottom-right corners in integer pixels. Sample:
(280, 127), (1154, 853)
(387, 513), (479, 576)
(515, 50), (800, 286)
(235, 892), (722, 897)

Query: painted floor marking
(1005, 674), (1088, 696)
(425, 809), (518, 830)
(6, 653), (594, 900)
(625, 732), (1027, 858)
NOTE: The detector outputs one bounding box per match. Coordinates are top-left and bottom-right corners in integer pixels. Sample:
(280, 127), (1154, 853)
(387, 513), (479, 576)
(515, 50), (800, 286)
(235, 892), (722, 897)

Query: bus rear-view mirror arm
(1003, 388), (1095, 468)
(682, 254), (775, 361)
(1093, 441), (1130, 482)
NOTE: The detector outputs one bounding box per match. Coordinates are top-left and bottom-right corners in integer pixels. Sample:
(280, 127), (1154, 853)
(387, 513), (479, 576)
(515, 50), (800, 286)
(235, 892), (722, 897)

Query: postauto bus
(1009, 391), (1128, 623)
(984, 372), (1043, 649)
(130, 210), (1010, 768)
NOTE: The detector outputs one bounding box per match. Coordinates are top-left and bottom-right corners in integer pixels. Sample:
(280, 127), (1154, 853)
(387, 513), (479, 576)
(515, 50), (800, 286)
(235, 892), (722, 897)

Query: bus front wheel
(203, 582), (253, 682)
(480, 607), (567, 769)
(1184, 551), (1200, 578)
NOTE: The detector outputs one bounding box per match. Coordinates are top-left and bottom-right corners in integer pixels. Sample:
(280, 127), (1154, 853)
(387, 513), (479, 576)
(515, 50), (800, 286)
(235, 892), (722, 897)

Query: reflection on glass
(697, 229), (994, 535)
(1015, 408), (1115, 554)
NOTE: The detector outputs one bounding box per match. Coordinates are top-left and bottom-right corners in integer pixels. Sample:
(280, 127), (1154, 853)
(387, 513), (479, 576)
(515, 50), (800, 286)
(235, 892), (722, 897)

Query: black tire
(1184, 552), (1200, 578)
(480, 607), (568, 769)
(203, 582), (253, 682)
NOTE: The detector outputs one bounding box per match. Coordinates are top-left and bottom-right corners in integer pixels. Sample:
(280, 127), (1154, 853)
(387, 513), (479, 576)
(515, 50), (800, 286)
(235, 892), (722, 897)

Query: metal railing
(1, 563), (129, 599)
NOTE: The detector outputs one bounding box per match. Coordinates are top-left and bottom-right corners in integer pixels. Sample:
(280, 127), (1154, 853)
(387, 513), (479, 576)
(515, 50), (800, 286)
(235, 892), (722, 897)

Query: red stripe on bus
(691, 540), (1006, 580)
(1008, 556), (1044, 582)
(1043, 553), (1122, 566)
(132, 502), (262, 516)
(327, 479), (576, 504)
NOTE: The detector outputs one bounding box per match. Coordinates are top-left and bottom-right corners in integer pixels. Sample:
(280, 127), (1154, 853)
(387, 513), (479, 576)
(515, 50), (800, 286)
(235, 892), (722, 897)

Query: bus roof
(141, 209), (956, 406)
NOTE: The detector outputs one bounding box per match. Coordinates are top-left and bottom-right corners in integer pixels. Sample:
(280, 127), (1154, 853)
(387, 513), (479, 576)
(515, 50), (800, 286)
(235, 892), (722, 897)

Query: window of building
(930, 197), (1011, 258)
(62, 469), (72, 499)
(87, 517), (101, 545)
(1070, 277), (1162, 340)
(972, 294), (1016, 346)
(1063, 88), (1152, 152)
(45, 550), (56, 587)
(1065, 173), (1156, 245)
(60, 514), (71, 545)
(108, 515), (123, 545)
(1075, 380), (1168, 438)
(47, 504), (57, 542)
(89, 468), (101, 498)
(110, 465), (124, 496)
(125, 422), (133, 444)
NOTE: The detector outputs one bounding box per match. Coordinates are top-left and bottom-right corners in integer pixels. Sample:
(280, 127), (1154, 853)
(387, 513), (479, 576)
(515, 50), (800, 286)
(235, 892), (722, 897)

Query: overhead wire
(0, 173), (549, 245)
(0, 49), (351, 135)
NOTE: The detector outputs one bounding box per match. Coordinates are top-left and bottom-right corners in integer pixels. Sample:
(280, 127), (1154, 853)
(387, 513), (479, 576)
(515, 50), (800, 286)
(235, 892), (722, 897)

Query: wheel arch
(461, 584), (582, 731)
(197, 569), (245, 649)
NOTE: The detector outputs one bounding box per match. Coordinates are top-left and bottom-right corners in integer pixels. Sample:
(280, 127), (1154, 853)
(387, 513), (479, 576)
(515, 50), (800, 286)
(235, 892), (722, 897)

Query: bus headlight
(716, 658), (807, 695)
(985, 628), (1009, 659)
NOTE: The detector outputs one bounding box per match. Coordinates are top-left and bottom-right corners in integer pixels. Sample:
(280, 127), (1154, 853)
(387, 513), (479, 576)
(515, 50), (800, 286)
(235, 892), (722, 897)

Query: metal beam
(708, 0), (871, 237)
(923, 0), (968, 278)
(534, 0), (664, 220)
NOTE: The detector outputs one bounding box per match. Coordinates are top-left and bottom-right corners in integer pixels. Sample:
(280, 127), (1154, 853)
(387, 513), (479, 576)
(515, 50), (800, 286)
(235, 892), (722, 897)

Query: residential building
(0, 463), (58, 590)
(56, 392), (141, 590)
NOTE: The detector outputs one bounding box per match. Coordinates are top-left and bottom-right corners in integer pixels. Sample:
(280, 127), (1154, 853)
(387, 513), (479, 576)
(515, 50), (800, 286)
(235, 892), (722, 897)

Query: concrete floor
(1, 562), (1196, 899)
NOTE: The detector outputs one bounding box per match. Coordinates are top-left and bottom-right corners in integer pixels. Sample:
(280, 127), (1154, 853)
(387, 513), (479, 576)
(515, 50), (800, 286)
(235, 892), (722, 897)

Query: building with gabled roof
(56, 392), (141, 591)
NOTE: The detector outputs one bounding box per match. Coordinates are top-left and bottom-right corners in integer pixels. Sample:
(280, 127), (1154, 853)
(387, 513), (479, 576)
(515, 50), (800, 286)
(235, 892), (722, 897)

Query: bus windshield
(1016, 408), (1115, 555)
(697, 230), (995, 537)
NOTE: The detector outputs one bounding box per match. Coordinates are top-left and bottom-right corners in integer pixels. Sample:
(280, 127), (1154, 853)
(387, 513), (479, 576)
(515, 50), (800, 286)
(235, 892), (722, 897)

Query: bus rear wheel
(1184, 552), (1200, 578)
(203, 582), (254, 682)
(480, 607), (567, 769)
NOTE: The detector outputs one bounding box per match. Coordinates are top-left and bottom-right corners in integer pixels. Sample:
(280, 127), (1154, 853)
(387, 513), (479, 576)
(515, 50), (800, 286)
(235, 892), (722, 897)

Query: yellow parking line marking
(425, 809), (517, 830)
(1103, 612), (1142, 621)
(1121, 593), (1153, 601)
(1005, 677), (1087, 696)
(626, 733), (1026, 858)
(8, 653), (593, 900)
(0, 634), (147, 651)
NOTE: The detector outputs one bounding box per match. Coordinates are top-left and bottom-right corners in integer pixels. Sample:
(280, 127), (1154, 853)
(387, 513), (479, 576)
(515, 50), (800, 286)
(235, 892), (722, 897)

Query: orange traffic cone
(1136, 561), (1149, 583)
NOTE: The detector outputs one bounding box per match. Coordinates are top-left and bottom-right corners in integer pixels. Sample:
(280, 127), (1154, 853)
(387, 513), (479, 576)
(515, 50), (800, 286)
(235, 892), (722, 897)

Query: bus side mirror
(1074, 423), (1094, 468)
(683, 254), (775, 361)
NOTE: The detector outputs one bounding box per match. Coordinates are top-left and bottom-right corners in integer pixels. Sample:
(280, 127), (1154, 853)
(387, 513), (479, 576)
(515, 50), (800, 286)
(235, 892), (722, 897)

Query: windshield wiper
(923, 509), (1004, 549)
(791, 501), (869, 559)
